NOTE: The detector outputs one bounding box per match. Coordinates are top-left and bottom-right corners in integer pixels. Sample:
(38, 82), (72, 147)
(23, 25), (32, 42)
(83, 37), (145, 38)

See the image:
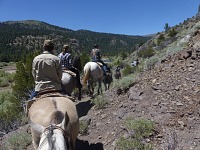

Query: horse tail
(82, 64), (90, 86)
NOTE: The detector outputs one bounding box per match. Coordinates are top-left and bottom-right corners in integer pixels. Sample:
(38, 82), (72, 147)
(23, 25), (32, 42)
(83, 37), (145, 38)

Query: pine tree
(12, 52), (37, 102)
(164, 23), (170, 31)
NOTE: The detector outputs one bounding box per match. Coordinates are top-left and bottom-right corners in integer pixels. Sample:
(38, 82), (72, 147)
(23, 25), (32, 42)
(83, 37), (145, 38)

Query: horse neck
(73, 56), (82, 71)
(39, 129), (67, 150)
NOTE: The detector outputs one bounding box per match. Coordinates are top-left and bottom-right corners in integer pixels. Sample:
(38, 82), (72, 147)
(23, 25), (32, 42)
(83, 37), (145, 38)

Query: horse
(82, 62), (104, 95)
(103, 71), (113, 91)
(114, 70), (121, 79)
(62, 56), (82, 100)
(62, 71), (81, 100)
(28, 95), (79, 150)
(82, 62), (112, 95)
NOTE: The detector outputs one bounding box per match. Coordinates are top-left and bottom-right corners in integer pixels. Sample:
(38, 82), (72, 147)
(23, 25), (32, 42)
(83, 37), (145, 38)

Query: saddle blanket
(63, 70), (76, 77)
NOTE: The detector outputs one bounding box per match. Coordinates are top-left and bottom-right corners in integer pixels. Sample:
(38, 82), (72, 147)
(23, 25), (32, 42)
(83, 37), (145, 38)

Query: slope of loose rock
(77, 35), (200, 150)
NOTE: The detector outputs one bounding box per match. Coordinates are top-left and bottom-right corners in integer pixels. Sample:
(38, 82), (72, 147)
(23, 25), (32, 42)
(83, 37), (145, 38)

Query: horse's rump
(28, 96), (79, 149)
(82, 62), (104, 85)
(29, 96), (78, 126)
(62, 72), (77, 94)
(114, 71), (121, 79)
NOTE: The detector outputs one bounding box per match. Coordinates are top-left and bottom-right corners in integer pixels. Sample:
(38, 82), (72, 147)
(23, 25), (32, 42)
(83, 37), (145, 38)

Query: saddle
(63, 70), (76, 77)
(95, 62), (103, 67)
(25, 91), (75, 115)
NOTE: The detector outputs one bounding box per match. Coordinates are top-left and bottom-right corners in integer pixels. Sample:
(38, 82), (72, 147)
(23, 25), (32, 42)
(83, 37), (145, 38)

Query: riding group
(27, 39), (113, 150)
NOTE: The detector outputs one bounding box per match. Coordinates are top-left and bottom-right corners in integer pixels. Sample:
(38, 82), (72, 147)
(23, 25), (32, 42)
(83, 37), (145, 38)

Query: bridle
(38, 124), (70, 150)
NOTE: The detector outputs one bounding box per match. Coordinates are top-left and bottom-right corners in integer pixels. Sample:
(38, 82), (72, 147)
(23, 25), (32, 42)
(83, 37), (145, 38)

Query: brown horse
(114, 71), (121, 79)
(28, 95), (79, 150)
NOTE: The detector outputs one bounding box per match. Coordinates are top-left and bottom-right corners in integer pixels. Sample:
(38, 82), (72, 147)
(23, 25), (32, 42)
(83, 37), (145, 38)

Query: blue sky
(0, 0), (199, 35)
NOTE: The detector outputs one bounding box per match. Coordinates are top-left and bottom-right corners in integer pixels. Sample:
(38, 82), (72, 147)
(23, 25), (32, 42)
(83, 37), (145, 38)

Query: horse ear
(60, 112), (70, 130)
(29, 122), (45, 134)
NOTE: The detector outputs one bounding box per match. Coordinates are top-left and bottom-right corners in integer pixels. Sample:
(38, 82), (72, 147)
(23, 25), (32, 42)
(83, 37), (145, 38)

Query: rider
(90, 44), (109, 75)
(30, 39), (62, 99)
(58, 44), (82, 89)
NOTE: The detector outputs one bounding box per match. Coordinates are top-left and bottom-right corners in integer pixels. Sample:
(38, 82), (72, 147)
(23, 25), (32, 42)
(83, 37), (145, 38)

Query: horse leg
(91, 83), (94, 95)
(104, 82), (107, 91)
(98, 80), (102, 95)
(87, 80), (93, 96)
(78, 87), (81, 100)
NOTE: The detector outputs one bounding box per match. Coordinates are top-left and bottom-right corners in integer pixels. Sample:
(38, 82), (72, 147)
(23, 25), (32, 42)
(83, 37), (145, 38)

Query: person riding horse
(58, 44), (82, 89)
(90, 44), (110, 76)
(30, 40), (62, 99)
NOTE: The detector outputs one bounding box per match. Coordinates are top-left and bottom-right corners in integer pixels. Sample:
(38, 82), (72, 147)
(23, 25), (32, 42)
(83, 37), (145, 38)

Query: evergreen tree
(80, 51), (90, 73)
(164, 23), (170, 31)
(12, 52), (38, 102)
(198, 4), (200, 14)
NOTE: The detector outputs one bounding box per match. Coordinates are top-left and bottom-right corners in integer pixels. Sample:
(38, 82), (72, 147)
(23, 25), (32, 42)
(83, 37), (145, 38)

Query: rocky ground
(1, 32), (200, 150)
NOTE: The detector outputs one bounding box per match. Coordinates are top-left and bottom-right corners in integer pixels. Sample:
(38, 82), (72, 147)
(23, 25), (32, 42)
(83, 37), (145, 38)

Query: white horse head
(30, 113), (68, 150)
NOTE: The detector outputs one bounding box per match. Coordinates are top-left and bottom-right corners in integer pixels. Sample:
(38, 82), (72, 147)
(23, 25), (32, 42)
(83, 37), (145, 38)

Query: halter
(38, 124), (70, 150)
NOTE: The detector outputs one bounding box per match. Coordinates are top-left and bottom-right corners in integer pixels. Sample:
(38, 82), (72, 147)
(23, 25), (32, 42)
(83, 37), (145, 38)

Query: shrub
(157, 34), (165, 45)
(0, 77), (9, 87)
(124, 118), (154, 138)
(112, 75), (136, 90)
(168, 28), (178, 38)
(144, 56), (159, 71)
(91, 95), (108, 109)
(137, 47), (155, 58)
(119, 51), (128, 60)
(122, 64), (134, 76)
(79, 120), (89, 135)
(4, 131), (32, 150)
(0, 70), (15, 87)
(7, 73), (15, 82)
(116, 118), (154, 150)
(0, 92), (22, 122)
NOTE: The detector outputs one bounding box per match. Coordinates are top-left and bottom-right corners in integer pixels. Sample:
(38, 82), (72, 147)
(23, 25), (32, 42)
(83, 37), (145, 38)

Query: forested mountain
(0, 20), (151, 62)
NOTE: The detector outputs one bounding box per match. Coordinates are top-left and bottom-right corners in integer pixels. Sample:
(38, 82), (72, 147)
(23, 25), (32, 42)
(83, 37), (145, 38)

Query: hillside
(1, 13), (200, 150)
(1, 28), (200, 150)
(0, 20), (150, 62)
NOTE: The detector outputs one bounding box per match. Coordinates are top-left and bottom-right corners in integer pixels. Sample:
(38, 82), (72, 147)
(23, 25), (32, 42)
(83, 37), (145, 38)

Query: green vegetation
(116, 118), (154, 150)
(0, 20), (150, 62)
(157, 33), (165, 45)
(122, 64), (136, 76)
(168, 28), (178, 38)
(12, 53), (36, 101)
(112, 74), (136, 90)
(91, 95), (108, 109)
(0, 70), (15, 87)
(79, 120), (89, 135)
(164, 23), (170, 31)
(4, 131), (32, 150)
(0, 91), (21, 122)
(0, 91), (28, 132)
(137, 47), (155, 58)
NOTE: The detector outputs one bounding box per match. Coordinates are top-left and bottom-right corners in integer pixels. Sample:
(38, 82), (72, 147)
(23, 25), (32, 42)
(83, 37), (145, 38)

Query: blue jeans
(30, 90), (38, 100)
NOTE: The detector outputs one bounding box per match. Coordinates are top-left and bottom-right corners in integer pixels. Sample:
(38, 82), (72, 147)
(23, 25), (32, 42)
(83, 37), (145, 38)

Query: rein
(38, 124), (69, 150)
